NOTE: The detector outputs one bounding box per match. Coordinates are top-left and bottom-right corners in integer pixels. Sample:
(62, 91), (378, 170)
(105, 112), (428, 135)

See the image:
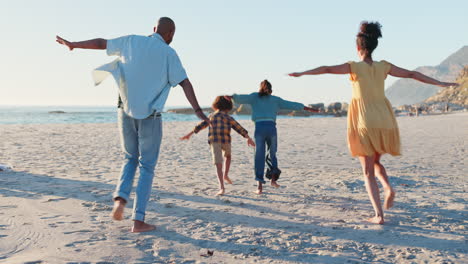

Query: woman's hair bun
(358, 21), (382, 39)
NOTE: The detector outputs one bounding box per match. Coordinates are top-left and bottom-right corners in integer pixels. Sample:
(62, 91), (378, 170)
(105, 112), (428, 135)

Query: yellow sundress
(347, 60), (401, 157)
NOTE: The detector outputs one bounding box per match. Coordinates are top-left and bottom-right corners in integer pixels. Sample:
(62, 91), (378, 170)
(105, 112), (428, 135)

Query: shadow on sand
(0, 170), (466, 263)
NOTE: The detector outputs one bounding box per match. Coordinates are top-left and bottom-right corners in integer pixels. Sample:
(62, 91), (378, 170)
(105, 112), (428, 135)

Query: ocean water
(0, 106), (327, 125)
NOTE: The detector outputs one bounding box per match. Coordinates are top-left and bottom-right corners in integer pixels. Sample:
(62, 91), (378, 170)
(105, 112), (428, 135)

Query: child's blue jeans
(254, 121), (278, 183)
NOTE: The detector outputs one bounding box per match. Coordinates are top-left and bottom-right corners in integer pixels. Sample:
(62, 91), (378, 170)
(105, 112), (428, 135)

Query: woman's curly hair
(356, 21), (382, 57)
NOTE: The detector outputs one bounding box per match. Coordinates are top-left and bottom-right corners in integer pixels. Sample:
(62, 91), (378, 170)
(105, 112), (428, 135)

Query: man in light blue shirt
(57, 17), (209, 232)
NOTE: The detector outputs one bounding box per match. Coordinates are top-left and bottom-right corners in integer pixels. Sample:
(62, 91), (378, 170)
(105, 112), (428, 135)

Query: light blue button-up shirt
(93, 33), (187, 119)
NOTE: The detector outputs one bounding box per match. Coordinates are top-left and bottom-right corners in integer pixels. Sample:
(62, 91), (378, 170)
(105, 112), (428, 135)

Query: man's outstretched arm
(56, 35), (107, 51)
(179, 78), (210, 124)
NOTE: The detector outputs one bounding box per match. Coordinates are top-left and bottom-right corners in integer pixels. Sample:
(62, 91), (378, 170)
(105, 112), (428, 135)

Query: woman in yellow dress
(288, 21), (457, 224)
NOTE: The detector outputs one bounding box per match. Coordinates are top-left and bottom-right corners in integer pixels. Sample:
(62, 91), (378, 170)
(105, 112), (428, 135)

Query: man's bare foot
(384, 189), (395, 209)
(111, 200), (125, 221)
(224, 177), (233, 184)
(366, 216), (384, 225)
(271, 181), (280, 188)
(131, 220), (156, 233)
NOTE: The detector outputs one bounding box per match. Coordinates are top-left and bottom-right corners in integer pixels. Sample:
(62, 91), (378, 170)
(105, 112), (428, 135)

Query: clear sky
(1, 0), (467, 107)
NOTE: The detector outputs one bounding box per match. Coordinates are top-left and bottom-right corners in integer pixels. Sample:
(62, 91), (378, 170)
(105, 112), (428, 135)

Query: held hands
(56, 36), (74, 51)
(247, 137), (256, 147)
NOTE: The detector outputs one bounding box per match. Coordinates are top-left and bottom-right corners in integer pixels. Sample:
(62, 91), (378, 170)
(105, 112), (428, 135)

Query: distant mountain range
(386, 46), (468, 106)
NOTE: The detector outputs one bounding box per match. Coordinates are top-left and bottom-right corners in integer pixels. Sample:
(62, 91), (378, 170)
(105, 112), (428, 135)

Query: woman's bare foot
(216, 189), (225, 196)
(384, 189), (395, 209)
(111, 200), (125, 221)
(255, 182), (263, 194)
(224, 177), (233, 184)
(271, 181), (280, 188)
(366, 216), (384, 225)
(131, 220), (156, 233)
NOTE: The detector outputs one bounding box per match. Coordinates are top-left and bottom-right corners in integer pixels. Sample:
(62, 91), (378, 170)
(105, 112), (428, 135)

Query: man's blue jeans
(254, 121), (278, 183)
(113, 109), (162, 221)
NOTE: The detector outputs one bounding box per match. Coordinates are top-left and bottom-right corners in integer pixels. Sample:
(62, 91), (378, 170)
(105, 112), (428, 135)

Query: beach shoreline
(0, 112), (466, 263)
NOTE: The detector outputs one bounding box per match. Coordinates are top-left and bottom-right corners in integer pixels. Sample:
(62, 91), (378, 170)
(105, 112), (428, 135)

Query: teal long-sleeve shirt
(232, 93), (304, 122)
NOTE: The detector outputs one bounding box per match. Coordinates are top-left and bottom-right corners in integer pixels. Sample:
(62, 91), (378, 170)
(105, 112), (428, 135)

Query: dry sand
(0, 112), (466, 264)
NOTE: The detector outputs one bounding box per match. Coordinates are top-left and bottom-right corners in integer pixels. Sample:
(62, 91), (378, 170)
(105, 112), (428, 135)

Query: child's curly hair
(212, 96), (233, 111)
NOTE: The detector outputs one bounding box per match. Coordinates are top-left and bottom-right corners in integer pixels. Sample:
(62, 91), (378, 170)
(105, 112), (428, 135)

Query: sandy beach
(0, 112), (466, 264)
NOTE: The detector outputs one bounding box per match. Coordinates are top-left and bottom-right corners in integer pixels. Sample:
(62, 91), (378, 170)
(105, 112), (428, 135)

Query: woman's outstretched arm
(388, 64), (458, 87)
(289, 63), (350, 77)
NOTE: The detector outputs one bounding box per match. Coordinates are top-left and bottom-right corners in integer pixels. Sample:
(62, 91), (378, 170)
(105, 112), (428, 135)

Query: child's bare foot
(366, 216), (384, 225)
(384, 189), (395, 209)
(271, 181), (280, 188)
(111, 200), (125, 221)
(224, 177), (233, 184)
(216, 189), (225, 196)
(131, 220), (156, 233)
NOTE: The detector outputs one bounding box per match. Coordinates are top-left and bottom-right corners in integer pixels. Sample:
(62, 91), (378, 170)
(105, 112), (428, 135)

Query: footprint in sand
(40, 215), (61, 220)
(63, 229), (93, 235)
(0, 205), (18, 209)
(43, 197), (68, 203)
(65, 235), (107, 247)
